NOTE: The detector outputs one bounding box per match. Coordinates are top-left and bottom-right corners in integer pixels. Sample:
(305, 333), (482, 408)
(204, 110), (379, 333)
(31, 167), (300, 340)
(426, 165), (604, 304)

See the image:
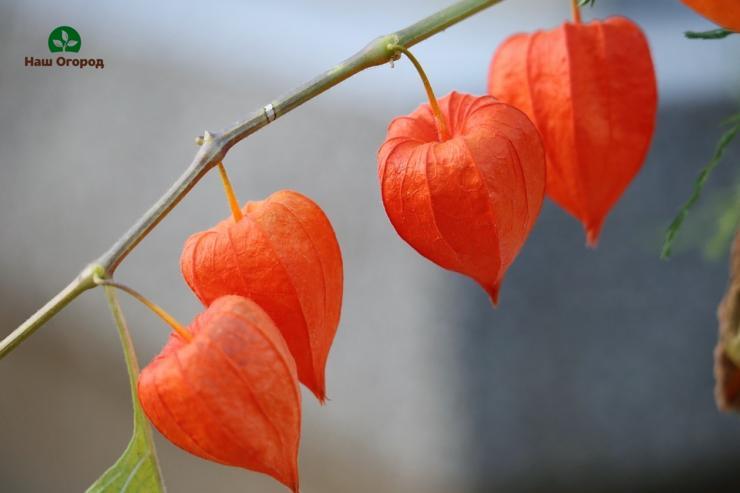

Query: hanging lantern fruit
(138, 295), (302, 492)
(378, 90), (546, 304)
(682, 0), (740, 32)
(180, 189), (343, 402)
(488, 15), (657, 245)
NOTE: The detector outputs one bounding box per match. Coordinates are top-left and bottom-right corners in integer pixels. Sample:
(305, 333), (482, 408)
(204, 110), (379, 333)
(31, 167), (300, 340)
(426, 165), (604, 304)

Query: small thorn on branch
(195, 130), (215, 146)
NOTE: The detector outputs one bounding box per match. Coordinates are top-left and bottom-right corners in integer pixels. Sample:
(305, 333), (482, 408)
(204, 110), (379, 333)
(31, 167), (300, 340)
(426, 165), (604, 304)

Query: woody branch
(0, 0), (503, 359)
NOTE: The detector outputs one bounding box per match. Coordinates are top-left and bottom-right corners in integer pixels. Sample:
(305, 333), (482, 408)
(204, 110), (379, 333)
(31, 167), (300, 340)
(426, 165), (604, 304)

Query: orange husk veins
(682, 0), (740, 32)
(137, 295), (301, 492)
(488, 17), (657, 246)
(377, 91), (546, 304)
(180, 190), (343, 402)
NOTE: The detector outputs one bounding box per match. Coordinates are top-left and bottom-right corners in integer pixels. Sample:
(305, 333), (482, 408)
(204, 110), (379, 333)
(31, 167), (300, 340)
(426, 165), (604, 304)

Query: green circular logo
(48, 26), (81, 53)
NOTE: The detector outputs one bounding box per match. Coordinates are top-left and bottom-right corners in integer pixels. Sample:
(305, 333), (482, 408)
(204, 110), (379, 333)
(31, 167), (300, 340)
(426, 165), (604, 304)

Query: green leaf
(685, 28), (734, 40)
(87, 287), (165, 493)
(86, 413), (164, 493)
(722, 113), (740, 126)
(704, 186), (740, 260)
(662, 116), (740, 259)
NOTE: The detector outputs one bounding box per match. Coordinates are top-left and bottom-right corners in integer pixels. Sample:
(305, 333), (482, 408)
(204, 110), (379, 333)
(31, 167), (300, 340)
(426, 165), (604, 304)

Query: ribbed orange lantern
(138, 295), (301, 492)
(488, 16), (657, 245)
(180, 190), (343, 402)
(683, 0), (740, 32)
(378, 91), (546, 304)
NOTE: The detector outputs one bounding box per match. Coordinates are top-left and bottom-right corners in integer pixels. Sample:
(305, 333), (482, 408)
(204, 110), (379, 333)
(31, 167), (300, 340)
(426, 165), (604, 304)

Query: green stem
(661, 120), (739, 259)
(102, 285), (164, 486)
(1, 0), (504, 359)
(0, 263), (104, 359)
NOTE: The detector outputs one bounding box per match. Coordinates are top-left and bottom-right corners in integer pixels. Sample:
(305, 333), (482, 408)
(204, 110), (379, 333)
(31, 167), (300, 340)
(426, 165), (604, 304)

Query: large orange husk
(138, 295), (301, 492)
(377, 91), (546, 304)
(683, 0), (740, 32)
(180, 190), (342, 402)
(488, 17), (657, 245)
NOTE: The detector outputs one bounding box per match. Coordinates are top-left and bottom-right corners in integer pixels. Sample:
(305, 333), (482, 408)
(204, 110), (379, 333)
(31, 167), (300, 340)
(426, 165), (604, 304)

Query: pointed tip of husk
(286, 462), (300, 493)
(585, 234), (599, 249)
(585, 221), (604, 248)
(305, 376), (327, 404)
(481, 282), (501, 307)
(273, 454), (300, 493)
(315, 393), (327, 406)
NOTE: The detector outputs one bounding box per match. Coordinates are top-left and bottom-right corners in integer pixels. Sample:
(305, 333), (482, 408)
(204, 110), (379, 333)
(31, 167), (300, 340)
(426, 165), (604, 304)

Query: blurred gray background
(1, 0), (740, 492)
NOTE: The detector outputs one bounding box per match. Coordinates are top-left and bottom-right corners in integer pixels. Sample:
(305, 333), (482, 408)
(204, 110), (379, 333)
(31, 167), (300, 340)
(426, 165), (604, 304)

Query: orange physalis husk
(377, 91), (546, 305)
(180, 189), (343, 402)
(682, 0), (740, 32)
(137, 295), (301, 492)
(488, 16), (657, 246)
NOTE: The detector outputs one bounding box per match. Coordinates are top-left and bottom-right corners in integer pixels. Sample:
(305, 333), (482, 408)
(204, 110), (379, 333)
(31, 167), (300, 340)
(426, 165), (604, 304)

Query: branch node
(84, 263), (108, 284)
(195, 130), (216, 146)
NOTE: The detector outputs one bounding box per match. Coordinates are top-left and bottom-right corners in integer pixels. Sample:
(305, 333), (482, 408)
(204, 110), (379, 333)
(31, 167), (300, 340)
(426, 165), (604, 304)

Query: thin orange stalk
(571, 0), (582, 23)
(217, 162), (243, 222)
(94, 276), (192, 342)
(389, 44), (450, 141)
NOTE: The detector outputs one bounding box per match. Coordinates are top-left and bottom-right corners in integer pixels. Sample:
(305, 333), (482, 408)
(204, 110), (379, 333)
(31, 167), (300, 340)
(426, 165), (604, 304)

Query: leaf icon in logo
(48, 26), (81, 53)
